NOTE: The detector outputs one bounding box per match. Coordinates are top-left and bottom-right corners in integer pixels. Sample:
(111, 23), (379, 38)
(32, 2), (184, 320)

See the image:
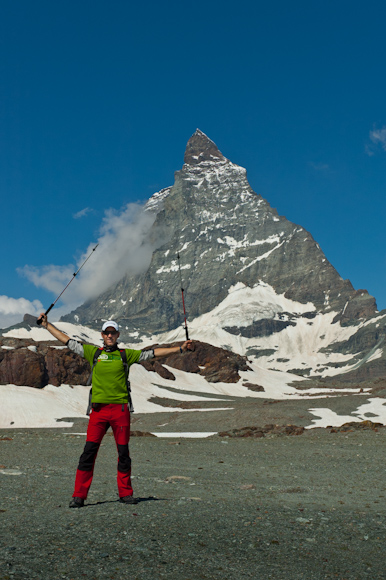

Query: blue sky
(1, 0), (386, 327)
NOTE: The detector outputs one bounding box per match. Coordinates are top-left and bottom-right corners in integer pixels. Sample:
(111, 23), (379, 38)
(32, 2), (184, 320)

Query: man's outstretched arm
(153, 340), (193, 358)
(37, 313), (70, 345)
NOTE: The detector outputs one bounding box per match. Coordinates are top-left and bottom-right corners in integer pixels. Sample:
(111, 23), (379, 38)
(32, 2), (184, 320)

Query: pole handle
(36, 304), (55, 325)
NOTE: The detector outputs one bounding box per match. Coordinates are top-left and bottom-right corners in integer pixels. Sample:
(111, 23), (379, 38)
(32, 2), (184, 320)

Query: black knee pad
(78, 441), (100, 471)
(117, 444), (131, 473)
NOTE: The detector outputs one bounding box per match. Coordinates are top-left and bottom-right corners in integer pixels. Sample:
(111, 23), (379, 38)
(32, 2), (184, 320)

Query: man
(38, 313), (193, 508)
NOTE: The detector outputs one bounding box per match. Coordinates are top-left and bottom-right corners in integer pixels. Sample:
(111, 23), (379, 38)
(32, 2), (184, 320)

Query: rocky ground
(1, 425), (386, 579)
(130, 387), (386, 434)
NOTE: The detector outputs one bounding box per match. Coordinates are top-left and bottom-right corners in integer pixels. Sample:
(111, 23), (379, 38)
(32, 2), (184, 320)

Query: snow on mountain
(144, 186), (172, 213)
(2, 322), (103, 345)
(142, 280), (376, 381)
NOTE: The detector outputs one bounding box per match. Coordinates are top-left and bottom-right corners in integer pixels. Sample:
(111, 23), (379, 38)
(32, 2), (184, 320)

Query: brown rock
(329, 420), (384, 433)
(130, 431), (156, 437)
(284, 425), (305, 436)
(243, 382), (265, 392)
(1, 337), (252, 388)
(218, 424), (305, 438)
(184, 129), (226, 165)
(153, 362), (176, 381)
(142, 340), (251, 383)
(45, 349), (90, 386)
(139, 360), (176, 381)
(0, 348), (46, 388)
(0, 340), (90, 388)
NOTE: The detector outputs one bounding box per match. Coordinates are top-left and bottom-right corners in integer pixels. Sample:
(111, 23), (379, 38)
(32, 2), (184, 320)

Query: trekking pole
(177, 252), (189, 341)
(24, 244), (99, 326)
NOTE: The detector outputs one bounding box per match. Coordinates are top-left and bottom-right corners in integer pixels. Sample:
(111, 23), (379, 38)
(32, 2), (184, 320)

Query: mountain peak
(184, 129), (226, 165)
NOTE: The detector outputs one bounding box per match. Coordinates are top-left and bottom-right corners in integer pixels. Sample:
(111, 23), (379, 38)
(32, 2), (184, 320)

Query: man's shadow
(85, 496), (168, 507)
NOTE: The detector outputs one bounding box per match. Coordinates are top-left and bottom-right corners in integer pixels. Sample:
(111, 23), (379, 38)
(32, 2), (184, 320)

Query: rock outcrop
(0, 338), (251, 388)
(0, 348), (46, 388)
(0, 339), (90, 388)
(142, 340), (251, 383)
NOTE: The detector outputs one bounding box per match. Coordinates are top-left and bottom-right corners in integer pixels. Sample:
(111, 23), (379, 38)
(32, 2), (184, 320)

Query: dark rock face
(0, 339), (90, 388)
(141, 341), (251, 383)
(44, 349), (91, 387)
(224, 319), (295, 338)
(0, 349), (46, 388)
(184, 129), (226, 165)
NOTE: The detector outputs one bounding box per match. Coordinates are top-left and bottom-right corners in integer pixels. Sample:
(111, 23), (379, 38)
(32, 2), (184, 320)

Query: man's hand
(153, 340), (194, 358)
(181, 340), (194, 352)
(37, 314), (70, 344)
(37, 313), (48, 328)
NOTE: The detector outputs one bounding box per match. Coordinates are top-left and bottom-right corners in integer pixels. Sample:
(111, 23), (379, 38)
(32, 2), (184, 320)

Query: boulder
(141, 340), (251, 383)
(0, 348), (46, 388)
(0, 339), (90, 388)
(45, 349), (90, 386)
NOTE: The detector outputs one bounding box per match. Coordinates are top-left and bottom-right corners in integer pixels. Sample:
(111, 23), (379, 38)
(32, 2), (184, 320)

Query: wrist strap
(180, 346), (183, 354)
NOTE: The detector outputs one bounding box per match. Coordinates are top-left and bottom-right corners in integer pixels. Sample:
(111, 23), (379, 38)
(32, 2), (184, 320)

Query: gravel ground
(1, 427), (386, 579)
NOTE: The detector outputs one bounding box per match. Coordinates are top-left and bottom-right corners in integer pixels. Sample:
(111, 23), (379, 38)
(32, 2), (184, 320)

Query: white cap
(101, 320), (119, 332)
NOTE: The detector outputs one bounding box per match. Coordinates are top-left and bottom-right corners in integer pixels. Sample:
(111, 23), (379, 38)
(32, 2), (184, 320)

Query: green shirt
(83, 344), (142, 404)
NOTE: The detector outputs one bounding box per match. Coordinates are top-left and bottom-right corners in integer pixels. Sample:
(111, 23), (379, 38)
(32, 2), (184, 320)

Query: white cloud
(0, 296), (43, 329)
(365, 144), (375, 157)
(19, 264), (76, 296)
(367, 126), (386, 155)
(73, 207), (92, 219)
(17, 202), (168, 316)
(370, 127), (386, 149)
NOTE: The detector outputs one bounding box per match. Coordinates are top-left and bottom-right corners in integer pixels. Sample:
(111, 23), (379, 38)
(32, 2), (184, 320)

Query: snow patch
(237, 241), (286, 273)
(156, 261), (191, 274)
(191, 281), (315, 329)
(366, 348), (383, 363)
(151, 432), (218, 438)
(306, 398), (386, 428)
(145, 187), (172, 213)
(0, 384), (89, 428)
(3, 322), (103, 345)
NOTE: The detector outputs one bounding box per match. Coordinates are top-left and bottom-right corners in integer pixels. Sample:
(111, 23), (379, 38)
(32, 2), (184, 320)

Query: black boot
(69, 497), (84, 508)
(119, 496), (138, 505)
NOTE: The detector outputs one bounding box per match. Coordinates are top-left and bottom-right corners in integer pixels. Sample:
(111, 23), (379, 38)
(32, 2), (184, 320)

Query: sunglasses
(102, 330), (118, 336)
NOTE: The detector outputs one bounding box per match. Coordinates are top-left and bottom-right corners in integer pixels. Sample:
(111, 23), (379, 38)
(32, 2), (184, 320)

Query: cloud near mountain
(17, 202), (167, 315)
(0, 295), (43, 328)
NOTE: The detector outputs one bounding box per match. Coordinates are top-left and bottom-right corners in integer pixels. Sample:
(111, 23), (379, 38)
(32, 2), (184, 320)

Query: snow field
(2, 280), (384, 430)
(0, 359), (375, 430)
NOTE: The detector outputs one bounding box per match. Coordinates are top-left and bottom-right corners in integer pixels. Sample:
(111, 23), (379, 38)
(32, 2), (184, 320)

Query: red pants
(72, 403), (132, 499)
